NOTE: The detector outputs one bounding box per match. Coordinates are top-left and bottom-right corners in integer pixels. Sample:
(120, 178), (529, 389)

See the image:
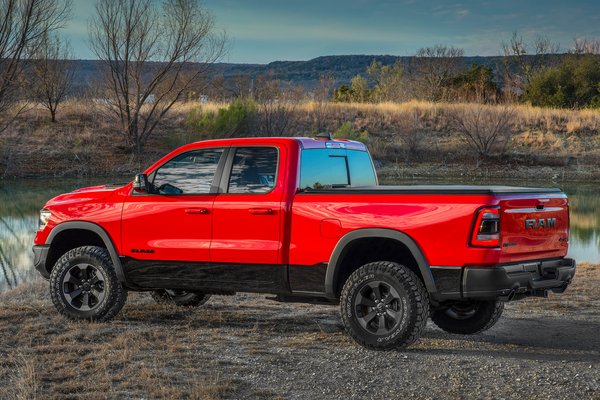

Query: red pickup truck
(33, 137), (575, 350)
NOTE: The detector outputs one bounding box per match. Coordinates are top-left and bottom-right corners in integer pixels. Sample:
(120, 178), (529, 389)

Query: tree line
(334, 34), (600, 109)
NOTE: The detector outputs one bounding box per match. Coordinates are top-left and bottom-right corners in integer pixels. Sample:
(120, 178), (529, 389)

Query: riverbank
(0, 264), (598, 399)
(1, 100), (599, 180)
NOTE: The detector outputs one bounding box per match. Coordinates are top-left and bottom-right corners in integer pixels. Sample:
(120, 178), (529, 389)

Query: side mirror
(133, 173), (149, 193)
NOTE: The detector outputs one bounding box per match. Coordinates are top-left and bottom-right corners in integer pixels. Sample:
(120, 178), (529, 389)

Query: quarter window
(347, 150), (378, 187)
(227, 147), (278, 194)
(300, 149), (377, 190)
(152, 148), (223, 194)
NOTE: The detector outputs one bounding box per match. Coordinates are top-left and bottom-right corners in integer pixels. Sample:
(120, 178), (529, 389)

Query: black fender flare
(46, 221), (126, 283)
(324, 228), (437, 297)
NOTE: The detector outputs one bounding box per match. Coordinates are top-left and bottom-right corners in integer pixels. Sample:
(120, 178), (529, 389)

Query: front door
(121, 147), (225, 263)
(210, 146), (283, 267)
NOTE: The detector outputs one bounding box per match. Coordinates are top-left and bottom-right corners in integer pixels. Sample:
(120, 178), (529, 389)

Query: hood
(45, 183), (130, 207)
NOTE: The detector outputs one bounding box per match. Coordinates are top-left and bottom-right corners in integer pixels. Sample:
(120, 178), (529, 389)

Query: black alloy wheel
(50, 246), (127, 321)
(62, 263), (107, 311)
(354, 280), (404, 335)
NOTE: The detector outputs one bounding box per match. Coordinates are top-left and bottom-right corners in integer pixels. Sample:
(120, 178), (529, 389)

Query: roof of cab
(145, 137), (369, 175)
(191, 136), (368, 151)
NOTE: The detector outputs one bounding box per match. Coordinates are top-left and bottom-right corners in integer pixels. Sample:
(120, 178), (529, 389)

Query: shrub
(524, 55), (600, 108)
(334, 121), (368, 141)
(334, 84), (353, 102)
(449, 104), (515, 157)
(187, 99), (258, 138)
(448, 64), (499, 102)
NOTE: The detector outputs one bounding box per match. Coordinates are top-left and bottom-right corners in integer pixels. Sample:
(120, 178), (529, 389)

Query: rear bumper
(432, 258), (576, 301)
(32, 245), (51, 279)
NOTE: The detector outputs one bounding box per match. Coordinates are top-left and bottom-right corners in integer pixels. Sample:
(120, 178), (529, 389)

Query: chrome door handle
(185, 208), (210, 215)
(248, 208), (273, 215)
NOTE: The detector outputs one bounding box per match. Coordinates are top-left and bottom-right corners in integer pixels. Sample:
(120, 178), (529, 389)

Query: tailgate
(499, 194), (569, 258)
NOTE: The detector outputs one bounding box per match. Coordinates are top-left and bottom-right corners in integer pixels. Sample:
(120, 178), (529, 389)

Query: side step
(266, 294), (338, 305)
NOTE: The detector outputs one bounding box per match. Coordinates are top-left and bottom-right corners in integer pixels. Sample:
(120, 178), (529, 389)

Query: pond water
(1, 176), (599, 292)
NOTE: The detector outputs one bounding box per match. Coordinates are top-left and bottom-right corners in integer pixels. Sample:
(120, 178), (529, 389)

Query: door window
(152, 148), (224, 194)
(227, 147), (278, 194)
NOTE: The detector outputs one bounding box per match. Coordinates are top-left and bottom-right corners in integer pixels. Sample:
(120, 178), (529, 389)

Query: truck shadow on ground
(417, 317), (600, 363)
(122, 295), (600, 364)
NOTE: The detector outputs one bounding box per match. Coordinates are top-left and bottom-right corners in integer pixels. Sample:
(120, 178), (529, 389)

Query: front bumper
(432, 258), (576, 301)
(32, 244), (51, 279)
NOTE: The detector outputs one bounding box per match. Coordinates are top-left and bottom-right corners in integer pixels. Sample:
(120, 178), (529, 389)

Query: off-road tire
(151, 290), (211, 307)
(50, 246), (127, 321)
(340, 261), (429, 350)
(431, 300), (504, 335)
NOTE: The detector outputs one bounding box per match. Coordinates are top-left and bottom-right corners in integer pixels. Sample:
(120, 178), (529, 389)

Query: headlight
(39, 209), (52, 230)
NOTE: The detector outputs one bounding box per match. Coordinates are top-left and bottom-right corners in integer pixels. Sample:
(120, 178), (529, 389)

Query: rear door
(210, 146), (283, 265)
(499, 194), (570, 259)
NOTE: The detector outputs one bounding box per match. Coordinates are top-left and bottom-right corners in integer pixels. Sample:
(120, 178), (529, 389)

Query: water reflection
(566, 185), (600, 263)
(0, 178), (126, 292)
(1, 215), (41, 291)
(1, 176), (598, 292)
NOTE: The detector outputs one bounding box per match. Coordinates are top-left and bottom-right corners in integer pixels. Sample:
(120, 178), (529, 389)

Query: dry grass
(4, 353), (39, 400)
(0, 282), (331, 399)
(1, 99), (600, 179)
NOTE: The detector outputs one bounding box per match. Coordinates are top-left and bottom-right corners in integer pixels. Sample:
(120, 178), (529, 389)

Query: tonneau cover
(302, 185), (563, 195)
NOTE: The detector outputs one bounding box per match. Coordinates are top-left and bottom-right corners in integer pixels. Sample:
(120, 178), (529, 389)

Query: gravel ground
(0, 265), (598, 399)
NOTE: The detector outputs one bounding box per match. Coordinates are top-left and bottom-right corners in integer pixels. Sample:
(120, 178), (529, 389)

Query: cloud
(456, 8), (470, 18)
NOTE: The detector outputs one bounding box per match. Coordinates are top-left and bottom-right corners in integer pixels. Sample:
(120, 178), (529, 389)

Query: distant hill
(69, 54), (567, 94)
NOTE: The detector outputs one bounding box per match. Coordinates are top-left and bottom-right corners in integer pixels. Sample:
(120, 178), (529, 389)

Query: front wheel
(49, 246), (127, 321)
(431, 300), (504, 334)
(151, 290), (211, 307)
(340, 261), (429, 350)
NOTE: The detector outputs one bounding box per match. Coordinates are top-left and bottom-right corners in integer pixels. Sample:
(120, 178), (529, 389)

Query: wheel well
(333, 237), (423, 296)
(46, 229), (106, 274)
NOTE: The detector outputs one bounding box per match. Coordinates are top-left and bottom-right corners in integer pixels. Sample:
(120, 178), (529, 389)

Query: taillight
(470, 207), (500, 247)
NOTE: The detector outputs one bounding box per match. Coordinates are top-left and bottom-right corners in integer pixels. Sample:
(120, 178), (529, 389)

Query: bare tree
(89, 0), (227, 156)
(571, 38), (600, 55)
(223, 73), (253, 99)
(501, 31), (560, 98)
(0, 0), (71, 130)
(389, 109), (424, 161)
(411, 45), (465, 101)
(449, 104), (515, 157)
(30, 33), (74, 122)
(311, 73), (335, 133)
(253, 73), (304, 137)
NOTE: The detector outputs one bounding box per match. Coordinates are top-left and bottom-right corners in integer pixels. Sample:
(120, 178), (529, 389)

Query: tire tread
(49, 246), (127, 321)
(340, 261), (430, 350)
(431, 300), (504, 335)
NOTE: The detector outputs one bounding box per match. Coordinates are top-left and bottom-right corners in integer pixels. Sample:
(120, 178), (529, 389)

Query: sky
(65, 0), (600, 64)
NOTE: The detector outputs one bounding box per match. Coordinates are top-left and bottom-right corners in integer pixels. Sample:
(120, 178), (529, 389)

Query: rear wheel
(151, 290), (211, 307)
(340, 261), (429, 350)
(50, 246), (127, 321)
(431, 300), (504, 334)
